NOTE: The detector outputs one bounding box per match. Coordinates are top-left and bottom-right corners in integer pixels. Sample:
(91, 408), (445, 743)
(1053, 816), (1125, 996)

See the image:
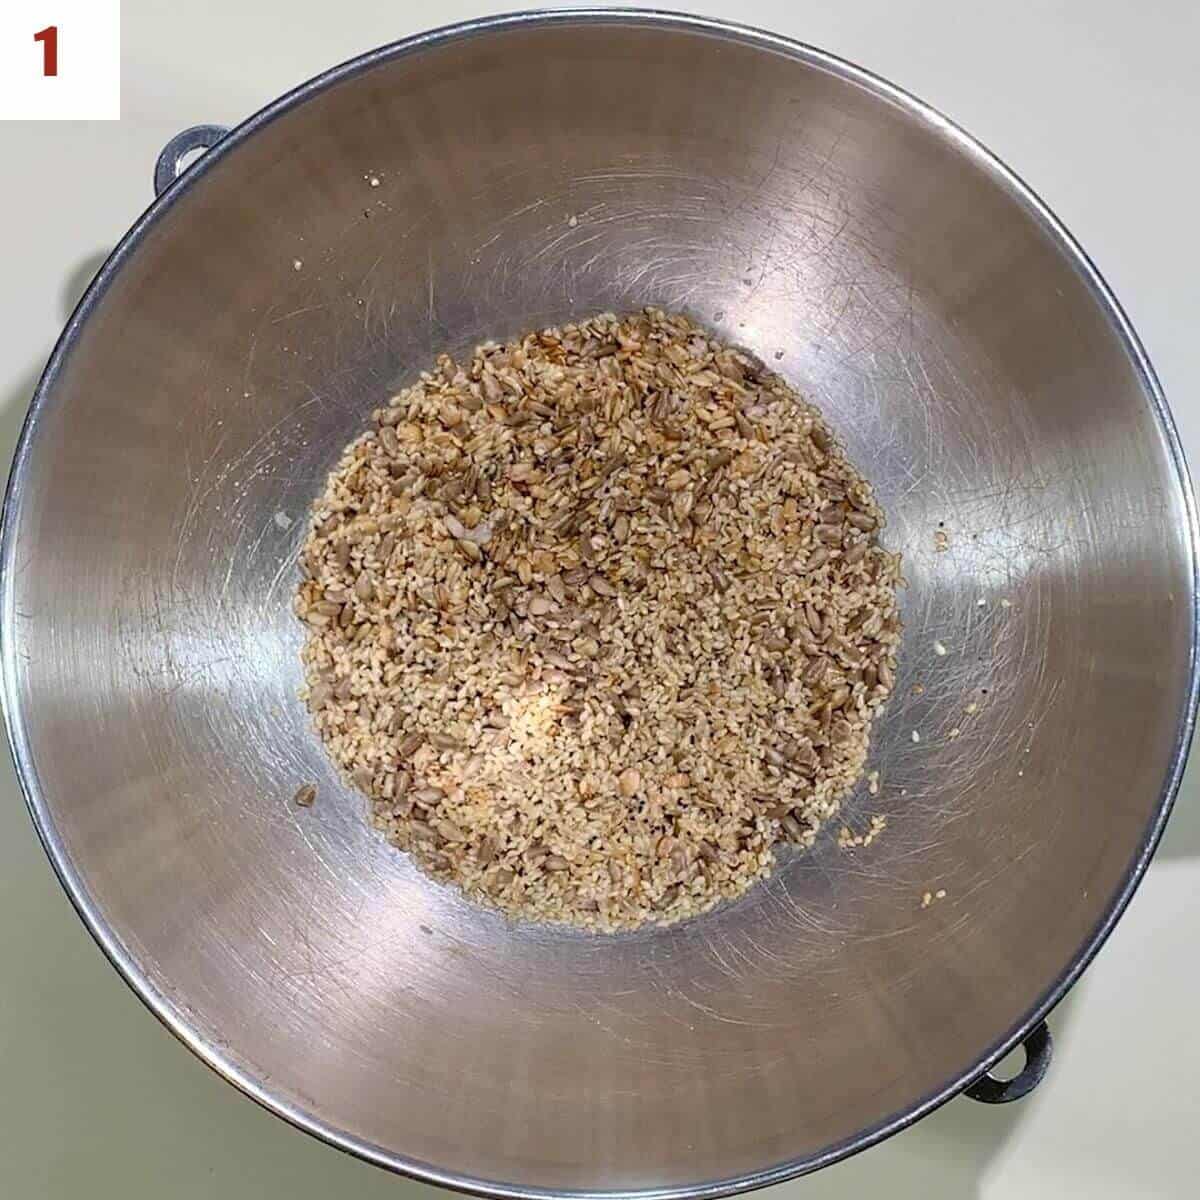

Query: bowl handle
(965, 1020), (1053, 1103)
(154, 124), (229, 197)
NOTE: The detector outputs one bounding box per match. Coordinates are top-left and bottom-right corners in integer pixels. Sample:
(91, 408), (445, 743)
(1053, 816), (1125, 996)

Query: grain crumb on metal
(933, 529), (950, 552)
(292, 259), (303, 271)
(838, 813), (886, 850)
(933, 640), (947, 656)
(921, 887), (947, 909)
(295, 308), (901, 931)
(293, 783), (317, 808)
(866, 769), (880, 796)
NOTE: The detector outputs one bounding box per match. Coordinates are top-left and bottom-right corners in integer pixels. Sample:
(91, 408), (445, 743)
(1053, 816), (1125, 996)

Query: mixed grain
(295, 310), (901, 931)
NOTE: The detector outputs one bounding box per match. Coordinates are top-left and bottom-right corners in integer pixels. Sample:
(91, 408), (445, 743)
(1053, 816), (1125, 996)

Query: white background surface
(1, 2), (1198, 1196)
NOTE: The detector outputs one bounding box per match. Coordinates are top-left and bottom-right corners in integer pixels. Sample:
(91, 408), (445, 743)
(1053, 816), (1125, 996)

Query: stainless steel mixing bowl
(3, 9), (1196, 1196)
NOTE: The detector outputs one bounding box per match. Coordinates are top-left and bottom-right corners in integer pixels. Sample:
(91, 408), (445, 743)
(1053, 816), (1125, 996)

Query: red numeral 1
(34, 25), (58, 77)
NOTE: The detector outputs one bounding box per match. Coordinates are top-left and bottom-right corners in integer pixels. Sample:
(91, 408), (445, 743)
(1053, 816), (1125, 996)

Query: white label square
(0, 0), (120, 120)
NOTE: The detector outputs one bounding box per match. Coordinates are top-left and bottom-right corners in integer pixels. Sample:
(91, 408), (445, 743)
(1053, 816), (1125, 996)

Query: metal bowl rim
(2, 8), (1196, 1197)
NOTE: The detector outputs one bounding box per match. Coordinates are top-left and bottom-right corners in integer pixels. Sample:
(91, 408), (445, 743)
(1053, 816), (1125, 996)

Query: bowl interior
(3, 15), (1193, 1195)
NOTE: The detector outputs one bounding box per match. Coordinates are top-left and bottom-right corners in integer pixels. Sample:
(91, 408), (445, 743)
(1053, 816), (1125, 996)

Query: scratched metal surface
(1, 12), (1194, 1197)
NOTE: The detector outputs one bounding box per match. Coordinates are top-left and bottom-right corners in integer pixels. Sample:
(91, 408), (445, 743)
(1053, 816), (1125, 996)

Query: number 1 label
(34, 25), (58, 77)
(2, 2), (118, 119)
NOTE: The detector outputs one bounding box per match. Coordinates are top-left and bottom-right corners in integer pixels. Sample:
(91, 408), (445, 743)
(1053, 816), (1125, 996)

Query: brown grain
(296, 309), (901, 932)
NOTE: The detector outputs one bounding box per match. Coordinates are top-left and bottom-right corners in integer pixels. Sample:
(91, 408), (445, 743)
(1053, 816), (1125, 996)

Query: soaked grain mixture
(295, 310), (900, 931)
